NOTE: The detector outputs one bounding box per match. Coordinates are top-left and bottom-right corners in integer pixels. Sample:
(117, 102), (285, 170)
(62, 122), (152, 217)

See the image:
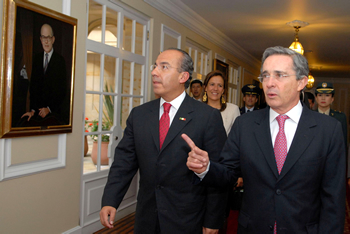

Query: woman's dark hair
(203, 70), (227, 112)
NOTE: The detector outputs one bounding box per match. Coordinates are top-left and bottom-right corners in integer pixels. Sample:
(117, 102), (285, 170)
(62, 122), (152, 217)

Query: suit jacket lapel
(148, 99), (161, 150)
(160, 95), (193, 153)
(278, 106), (317, 181)
(254, 108), (280, 178)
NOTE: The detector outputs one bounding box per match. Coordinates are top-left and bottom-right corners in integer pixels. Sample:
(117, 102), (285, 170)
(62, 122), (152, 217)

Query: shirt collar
(44, 49), (54, 58)
(160, 91), (186, 111)
(270, 101), (303, 124)
(318, 108), (330, 115)
(246, 106), (254, 112)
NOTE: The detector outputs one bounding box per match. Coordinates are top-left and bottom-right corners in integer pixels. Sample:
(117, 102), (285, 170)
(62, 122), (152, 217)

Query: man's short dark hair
(190, 80), (203, 88)
(166, 48), (194, 89)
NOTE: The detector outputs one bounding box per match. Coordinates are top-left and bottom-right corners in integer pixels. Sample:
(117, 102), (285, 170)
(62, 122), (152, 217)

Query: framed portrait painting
(0, 0), (77, 138)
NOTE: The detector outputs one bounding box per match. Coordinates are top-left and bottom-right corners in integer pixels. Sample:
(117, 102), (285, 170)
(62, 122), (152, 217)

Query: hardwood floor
(94, 185), (350, 233)
(94, 213), (135, 234)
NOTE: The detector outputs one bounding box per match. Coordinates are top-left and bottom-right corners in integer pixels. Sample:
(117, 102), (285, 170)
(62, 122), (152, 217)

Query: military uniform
(240, 84), (260, 115)
(315, 82), (347, 145)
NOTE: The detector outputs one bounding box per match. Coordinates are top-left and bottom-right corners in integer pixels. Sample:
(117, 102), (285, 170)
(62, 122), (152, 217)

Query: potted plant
(86, 84), (114, 165)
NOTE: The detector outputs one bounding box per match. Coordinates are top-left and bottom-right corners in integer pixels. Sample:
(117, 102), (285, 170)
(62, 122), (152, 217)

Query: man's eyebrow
(261, 70), (285, 74)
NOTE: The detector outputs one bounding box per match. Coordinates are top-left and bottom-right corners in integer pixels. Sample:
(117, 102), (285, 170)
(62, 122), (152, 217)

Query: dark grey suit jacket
(102, 94), (228, 233)
(204, 105), (346, 233)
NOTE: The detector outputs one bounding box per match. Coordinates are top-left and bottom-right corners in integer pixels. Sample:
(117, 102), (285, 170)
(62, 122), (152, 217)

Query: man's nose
(151, 68), (159, 76)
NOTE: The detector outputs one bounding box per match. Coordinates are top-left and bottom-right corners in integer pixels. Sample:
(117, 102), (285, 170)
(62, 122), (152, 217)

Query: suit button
(276, 189), (281, 195)
(269, 225), (273, 230)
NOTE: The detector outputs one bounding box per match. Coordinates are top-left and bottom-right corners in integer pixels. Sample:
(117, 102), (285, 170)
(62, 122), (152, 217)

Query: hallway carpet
(95, 186), (350, 233)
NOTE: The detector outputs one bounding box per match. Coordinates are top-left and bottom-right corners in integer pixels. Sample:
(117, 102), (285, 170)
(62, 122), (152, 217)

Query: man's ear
(179, 72), (190, 84)
(297, 76), (308, 91)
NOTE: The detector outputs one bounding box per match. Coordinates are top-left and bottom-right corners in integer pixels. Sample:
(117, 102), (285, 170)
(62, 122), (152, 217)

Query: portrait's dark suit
(205, 105), (346, 233)
(28, 51), (67, 125)
(102, 94), (228, 233)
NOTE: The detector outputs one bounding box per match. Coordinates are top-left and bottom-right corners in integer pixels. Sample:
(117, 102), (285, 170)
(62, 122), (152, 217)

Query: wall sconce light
(306, 72), (315, 89)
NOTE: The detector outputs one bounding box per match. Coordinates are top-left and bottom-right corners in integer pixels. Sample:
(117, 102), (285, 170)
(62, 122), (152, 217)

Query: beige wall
(0, 0), (87, 233)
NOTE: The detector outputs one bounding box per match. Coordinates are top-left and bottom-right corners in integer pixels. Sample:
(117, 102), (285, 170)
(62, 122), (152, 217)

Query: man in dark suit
(239, 84), (260, 115)
(21, 24), (67, 126)
(100, 48), (228, 233)
(184, 46), (346, 233)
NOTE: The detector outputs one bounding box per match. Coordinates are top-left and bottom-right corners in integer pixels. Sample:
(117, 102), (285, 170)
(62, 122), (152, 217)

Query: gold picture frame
(0, 0), (77, 138)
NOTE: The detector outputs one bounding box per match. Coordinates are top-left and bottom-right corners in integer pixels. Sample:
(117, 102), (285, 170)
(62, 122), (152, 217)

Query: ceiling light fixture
(306, 72), (315, 89)
(286, 20), (309, 55)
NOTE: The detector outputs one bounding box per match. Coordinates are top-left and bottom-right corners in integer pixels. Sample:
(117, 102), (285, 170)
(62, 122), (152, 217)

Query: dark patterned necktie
(273, 114), (289, 234)
(159, 103), (171, 149)
(44, 53), (49, 73)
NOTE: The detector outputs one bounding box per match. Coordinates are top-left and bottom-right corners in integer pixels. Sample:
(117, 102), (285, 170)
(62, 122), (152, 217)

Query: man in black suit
(239, 84), (260, 115)
(184, 46), (346, 233)
(21, 24), (67, 126)
(100, 48), (228, 233)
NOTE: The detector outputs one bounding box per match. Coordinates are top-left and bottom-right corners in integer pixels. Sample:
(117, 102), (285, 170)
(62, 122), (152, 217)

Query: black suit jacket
(29, 51), (67, 123)
(204, 105), (346, 233)
(317, 109), (347, 146)
(102, 94), (228, 233)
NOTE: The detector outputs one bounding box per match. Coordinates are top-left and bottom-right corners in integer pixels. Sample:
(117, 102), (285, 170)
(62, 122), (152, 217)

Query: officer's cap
(315, 82), (334, 95)
(241, 84), (260, 96)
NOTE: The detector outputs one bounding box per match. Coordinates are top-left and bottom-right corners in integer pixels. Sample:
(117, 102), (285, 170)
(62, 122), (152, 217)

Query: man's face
(151, 50), (188, 102)
(315, 93), (334, 109)
(262, 55), (307, 114)
(40, 25), (55, 53)
(243, 94), (258, 108)
(190, 83), (202, 99)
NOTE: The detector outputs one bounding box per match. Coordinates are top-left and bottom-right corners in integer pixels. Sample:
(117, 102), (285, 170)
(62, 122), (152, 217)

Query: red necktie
(273, 114), (289, 234)
(159, 103), (171, 149)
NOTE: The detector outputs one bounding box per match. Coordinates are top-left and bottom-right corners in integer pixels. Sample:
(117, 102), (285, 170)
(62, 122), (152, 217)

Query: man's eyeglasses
(258, 73), (296, 83)
(150, 64), (180, 72)
(40, 35), (53, 41)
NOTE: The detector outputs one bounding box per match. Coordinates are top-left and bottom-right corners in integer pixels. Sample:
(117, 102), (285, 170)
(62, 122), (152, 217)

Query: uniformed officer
(240, 84), (261, 115)
(315, 82), (349, 186)
(315, 82), (347, 145)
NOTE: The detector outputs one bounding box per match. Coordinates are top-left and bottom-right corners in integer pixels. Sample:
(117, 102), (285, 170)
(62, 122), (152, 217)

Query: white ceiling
(182, 0), (350, 78)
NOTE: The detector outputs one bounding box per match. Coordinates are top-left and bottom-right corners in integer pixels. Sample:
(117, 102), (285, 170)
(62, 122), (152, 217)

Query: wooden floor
(94, 186), (350, 233)
(94, 213), (135, 234)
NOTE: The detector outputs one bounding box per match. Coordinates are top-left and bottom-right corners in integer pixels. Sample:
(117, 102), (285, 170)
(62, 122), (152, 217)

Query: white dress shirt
(159, 91), (186, 124)
(245, 106), (255, 112)
(43, 49), (54, 67)
(269, 101), (303, 152)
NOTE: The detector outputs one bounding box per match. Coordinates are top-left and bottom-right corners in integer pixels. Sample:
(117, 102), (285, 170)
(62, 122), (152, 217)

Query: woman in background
(203, 70), (242, 233)
(202, 70), (240, 135)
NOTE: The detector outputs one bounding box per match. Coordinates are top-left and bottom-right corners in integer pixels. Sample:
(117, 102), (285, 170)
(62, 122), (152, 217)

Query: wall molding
(144, 0), (260, 69)
(62, 0), (71, 15)
(0, 134), (67, 181)
(160, 24), (181, 51)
